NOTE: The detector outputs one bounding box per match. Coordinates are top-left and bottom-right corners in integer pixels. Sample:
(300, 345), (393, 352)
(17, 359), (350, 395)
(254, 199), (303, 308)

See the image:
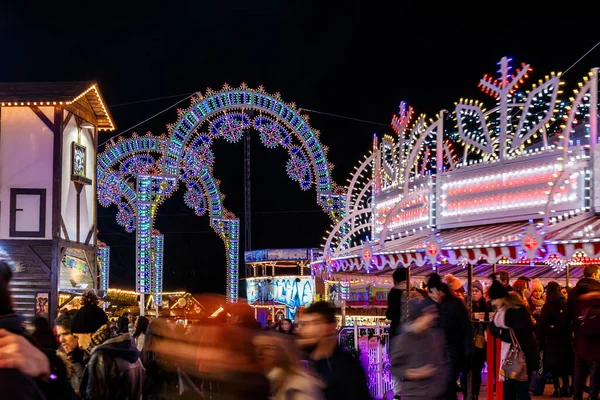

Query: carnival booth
(244, 248), (317, 325)
(0, 82), (115, 321)
(314, 58), (599, 399)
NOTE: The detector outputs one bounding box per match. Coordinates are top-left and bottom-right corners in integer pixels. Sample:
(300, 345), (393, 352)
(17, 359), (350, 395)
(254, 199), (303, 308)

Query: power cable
(299, 108), (389, 127)
(98, 93), (195, 147)
(109, 92), (198, 107)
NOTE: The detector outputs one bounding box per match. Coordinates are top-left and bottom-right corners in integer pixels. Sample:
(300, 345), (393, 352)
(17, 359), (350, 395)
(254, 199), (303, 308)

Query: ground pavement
(381, 382), (573, 399)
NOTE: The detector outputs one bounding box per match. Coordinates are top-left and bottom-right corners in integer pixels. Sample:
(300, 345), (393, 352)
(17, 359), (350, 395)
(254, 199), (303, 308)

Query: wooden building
(0, 82), (114, 321)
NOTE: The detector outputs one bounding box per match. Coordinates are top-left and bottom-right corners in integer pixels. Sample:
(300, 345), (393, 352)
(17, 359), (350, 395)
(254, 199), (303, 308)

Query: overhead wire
(98, 93), (196, 147)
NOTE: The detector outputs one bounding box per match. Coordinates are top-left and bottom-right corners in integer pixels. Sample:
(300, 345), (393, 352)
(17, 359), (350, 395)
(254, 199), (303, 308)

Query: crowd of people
(1, 256), (600, 400)
(387, 266), (600, 400)
(0, 261), (371, 400)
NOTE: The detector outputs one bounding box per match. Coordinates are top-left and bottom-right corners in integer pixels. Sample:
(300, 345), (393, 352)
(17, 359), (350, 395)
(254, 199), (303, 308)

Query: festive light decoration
(98, 85), (344, 302)
(286, 146), (312, 190)
(97, 244), (110, 292)
(151, 233), (164, 306)
(210, 113), (249, 143)
(255, 116), (291, 148)
(183, 181), (206, 216)
(116, 203), (135, 233)
(315, 58), (598, 277)
(544, 254), (567, 273)
(136, 175), (153, 293)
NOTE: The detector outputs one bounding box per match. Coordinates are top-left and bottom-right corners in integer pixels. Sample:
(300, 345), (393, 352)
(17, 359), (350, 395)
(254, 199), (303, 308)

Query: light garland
(151, 233), (164, 306)
(97, 245), (110, 293)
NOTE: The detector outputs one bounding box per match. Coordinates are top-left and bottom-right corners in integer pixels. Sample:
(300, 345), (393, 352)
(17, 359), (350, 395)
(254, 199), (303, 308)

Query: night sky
(2, 4), (599, 295)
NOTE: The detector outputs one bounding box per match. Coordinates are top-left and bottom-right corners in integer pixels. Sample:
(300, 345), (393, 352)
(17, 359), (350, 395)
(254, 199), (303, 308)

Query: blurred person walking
(134, 315), (150, 351)
(253, 331), (325, 399)
(298, 301), (371, 400)
(0, 261), (75, 399)
(390, 299), (446, 400)
(423, 273), (472, 400)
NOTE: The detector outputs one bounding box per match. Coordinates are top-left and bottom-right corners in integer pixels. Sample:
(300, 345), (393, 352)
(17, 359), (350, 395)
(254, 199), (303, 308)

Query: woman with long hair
(276, 318), (294, 335)
(538, 281), (572, 397)
(461, 280), (491, 399)
(134, 316), (150, 351)
(253, 331), (325, 399)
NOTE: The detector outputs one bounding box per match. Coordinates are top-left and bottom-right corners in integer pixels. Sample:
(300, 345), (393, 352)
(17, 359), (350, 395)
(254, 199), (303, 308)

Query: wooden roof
(0, 81), (115, 131)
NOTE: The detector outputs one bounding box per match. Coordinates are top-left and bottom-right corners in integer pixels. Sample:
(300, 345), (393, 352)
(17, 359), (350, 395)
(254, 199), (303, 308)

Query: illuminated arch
(163, 84), (344, 220)
(97, 134), (240, 301)
(98, 85), (343, 303)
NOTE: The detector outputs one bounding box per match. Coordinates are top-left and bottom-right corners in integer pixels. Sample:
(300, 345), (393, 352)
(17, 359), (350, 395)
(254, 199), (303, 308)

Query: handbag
(500, 328), (528, 382)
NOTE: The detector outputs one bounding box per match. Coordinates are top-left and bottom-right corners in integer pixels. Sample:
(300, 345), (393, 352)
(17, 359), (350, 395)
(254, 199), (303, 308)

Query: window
(10, 188), (46, 238)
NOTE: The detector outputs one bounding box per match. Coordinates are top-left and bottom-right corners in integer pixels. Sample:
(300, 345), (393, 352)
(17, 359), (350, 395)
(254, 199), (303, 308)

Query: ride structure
(318, 57), (599, 283)
(245, 247), (320, 324)
(98, 84), (344, 306)
(315, 57), (598, 399)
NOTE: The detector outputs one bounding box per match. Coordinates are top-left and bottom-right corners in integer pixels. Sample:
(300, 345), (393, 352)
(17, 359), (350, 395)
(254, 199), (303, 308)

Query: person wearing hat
(391, 299), (447, 400)
(489, 279), (539, 399)
(71, 291), (145, 399)
(444, 274), (465, 301)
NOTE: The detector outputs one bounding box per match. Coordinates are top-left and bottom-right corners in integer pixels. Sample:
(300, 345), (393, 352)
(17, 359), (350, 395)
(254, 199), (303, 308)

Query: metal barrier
(338, 323), (394, 399)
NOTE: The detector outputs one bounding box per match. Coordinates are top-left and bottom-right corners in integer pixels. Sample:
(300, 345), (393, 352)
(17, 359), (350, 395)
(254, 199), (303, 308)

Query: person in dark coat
(72, 295), (145, 399)
(77, 321), (145, 399)
(567, 265), (600, 400)
(424, 273), (472, 400)
(538, 281), (571, 397)
(489, 279), (539, 400)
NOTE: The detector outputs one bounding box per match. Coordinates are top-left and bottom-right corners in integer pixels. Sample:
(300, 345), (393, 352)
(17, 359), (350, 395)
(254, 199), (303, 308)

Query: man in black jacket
(298, 301), (371, 400)
(71, 297), (144, 399)
(567, 265), (600, 400)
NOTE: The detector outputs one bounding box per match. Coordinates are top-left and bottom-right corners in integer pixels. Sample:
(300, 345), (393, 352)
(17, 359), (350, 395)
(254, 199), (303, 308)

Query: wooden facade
(0, 81), (114, 322)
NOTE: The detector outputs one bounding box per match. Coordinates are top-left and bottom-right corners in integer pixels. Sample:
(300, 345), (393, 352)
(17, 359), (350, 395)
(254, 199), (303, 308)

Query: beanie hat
(71, 303), (108, 334)
(472, 280), (484, 294)
(488, 280), (508, 300)
(531, 278), (543, 293)
(444, 274), (463, 291)
(87, 322), (119, 353)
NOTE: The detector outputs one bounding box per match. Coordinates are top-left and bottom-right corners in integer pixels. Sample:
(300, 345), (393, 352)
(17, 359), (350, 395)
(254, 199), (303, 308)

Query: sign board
(245, 248), (313, 263)
(246, 276), (314, 321)
(437, 149), (588, 229)
(59, 248), (94, 292)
